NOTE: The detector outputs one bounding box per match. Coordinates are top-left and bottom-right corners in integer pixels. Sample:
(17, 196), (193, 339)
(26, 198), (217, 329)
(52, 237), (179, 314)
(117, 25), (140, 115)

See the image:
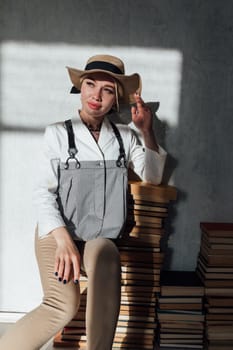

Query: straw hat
(66, 54), (142, 104)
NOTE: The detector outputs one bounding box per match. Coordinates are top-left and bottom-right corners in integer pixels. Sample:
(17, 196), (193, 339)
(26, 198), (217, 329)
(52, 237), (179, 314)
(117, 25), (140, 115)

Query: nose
(93, 88), (102, 101)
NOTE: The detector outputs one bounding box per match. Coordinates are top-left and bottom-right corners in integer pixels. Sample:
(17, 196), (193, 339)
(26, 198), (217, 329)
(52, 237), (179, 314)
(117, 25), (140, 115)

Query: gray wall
(0, 0), (233, 311)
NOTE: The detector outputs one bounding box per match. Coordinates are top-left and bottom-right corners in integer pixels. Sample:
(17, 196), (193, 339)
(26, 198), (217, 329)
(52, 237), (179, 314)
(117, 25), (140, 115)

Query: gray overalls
(57, 119), (128, 241)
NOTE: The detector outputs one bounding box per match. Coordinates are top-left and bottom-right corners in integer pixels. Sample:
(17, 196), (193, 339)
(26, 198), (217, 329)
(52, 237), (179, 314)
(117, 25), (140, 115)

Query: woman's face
(80, 73), (116, 121)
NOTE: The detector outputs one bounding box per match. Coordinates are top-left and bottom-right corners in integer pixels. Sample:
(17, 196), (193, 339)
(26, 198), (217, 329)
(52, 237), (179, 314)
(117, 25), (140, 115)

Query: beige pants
(0, 233), (121, 350)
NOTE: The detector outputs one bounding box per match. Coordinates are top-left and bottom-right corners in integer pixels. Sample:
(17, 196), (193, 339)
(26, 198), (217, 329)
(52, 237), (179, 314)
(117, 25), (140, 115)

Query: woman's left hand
(131, 93), (159, 152)
(131, 93), (153, 133)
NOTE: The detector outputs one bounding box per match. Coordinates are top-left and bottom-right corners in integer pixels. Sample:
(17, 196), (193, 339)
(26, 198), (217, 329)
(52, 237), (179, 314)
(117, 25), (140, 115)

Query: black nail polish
(58, 277), (62, 282)
(54, 272), (58, 276)
(74, 279), (79, 284)
(63, 279), (67, 284)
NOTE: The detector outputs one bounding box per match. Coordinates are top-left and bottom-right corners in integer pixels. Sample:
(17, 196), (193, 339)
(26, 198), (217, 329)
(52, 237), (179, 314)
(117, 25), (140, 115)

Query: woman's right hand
(52, 226), (81, 284)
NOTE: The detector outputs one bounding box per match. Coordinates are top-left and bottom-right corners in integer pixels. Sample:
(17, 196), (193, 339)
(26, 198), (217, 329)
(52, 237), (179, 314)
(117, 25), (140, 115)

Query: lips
(88, 102), (101, 110)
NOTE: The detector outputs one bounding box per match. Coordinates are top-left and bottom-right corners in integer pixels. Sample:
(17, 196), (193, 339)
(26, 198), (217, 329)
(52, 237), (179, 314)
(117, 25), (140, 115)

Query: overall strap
(65, 119), (77, 156)
(64, 119), (80, 169)
(110, 121), (127, 167)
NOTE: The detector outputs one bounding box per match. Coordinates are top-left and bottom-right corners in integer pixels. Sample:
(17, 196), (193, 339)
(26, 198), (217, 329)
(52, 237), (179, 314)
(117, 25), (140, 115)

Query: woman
(0, 54), (166, 350)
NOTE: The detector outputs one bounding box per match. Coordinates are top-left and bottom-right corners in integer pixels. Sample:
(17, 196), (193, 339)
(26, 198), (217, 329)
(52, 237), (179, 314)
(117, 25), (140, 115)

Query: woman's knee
(84, 238), (121, 275)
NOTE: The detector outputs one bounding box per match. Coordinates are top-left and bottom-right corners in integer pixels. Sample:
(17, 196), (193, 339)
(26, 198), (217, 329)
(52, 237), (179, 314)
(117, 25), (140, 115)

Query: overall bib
(57, 119), (128, 241)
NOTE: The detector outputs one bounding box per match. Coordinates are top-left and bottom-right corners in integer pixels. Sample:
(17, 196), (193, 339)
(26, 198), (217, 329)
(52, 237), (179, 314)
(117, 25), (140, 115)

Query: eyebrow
(85, 76), (115, 88)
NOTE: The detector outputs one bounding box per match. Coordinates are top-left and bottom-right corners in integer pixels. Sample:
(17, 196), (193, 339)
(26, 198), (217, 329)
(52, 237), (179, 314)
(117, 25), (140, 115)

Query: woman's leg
(0, 233), (80, 350)
(83, 238), (121, 350)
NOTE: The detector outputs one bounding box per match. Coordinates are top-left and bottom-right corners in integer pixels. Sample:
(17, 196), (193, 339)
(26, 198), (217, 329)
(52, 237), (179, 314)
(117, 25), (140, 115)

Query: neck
(79, 110), (104, 130)
(84, 122), (102, 132)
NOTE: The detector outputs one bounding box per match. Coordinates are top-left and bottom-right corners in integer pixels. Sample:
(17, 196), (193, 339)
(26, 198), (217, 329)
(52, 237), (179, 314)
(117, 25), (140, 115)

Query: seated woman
(0, 54), (166, 350)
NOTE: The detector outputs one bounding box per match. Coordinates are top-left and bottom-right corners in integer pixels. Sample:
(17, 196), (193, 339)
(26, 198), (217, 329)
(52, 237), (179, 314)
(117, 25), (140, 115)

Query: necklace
(84, 122), (102, 133)
(79, 110), (102, 133)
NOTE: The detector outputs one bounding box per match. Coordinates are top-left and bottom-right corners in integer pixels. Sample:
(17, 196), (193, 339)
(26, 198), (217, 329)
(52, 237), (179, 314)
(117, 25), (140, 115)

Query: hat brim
(66, 66), (142, 104)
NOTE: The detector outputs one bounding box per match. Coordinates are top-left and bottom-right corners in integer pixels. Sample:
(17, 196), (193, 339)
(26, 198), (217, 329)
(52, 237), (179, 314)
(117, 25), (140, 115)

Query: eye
(103, 87), (115, 95)
(85, 80), (95, 87)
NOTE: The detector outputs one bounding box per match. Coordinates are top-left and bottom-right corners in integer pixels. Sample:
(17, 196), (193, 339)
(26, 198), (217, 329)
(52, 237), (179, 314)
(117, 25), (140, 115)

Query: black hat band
(85, 61), (123, 75)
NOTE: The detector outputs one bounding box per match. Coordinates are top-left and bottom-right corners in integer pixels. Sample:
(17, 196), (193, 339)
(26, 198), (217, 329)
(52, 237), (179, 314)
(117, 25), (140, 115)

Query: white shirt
(33, 113), (167, 237)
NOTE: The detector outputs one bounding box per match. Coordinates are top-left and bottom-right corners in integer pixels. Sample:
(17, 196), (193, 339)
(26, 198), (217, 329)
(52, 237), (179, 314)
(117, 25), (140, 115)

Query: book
(200, 251), (233, 266)
(53, 331), (86, 348)
(203, 280), (233, 288)
(121, 271), (160, 282)
(157, 311), (205, 322)
(200, 222), (233, 237)
(63, 324), (85, 333)
(121, 265), (161, 275)
(206, 313), (233, 321)
(160, 321), (204, 330)
(207, 325), (233, 339)
(197, 265), (233, 280)
(159, 342), (203, 349)
(205, 287), (233, 296)
(121, 292), (156, 303)
(119, 245), (161, 253)
(206, 307), (233, 314)
(207, 297), (233, 307)
(207, 345), (233, 350)
(119, 303), (155, 314)
(129, 181), (177, 202)
(160, 271), (204, 297)
(160, 338), (203, 344)
(158, 296), (203, 304)
(127, 217), (162, 228)
(116, 319), (155, 329)
(117, 235), (161, 247)
(160, 333), (203, 339)
(129, 203), (168, 213)
(118, 314), (155, 322)
(159, 303), (203, 311)
(202, 236), (233, 244)
(129, 208), (168, 218)
(129, 225), (164, 235)
(119, 250), (164, 264)
(197, 256), (233, 273)
(200, 240), (233, 256)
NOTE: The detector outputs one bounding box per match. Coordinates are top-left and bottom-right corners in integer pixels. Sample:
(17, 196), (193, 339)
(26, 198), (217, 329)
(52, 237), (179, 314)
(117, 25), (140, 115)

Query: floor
(0, 323), (77, 350)
(0, 322), (200, 349)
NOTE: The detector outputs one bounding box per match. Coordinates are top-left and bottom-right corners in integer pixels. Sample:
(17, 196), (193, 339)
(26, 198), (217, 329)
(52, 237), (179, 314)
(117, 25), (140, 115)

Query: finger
(131, 106), (141, 123)
(63, 258), (72, 284)
(72, 256), (81, 283)
(136, 99), (146, 112)
(131, 106), (137, 118)
(58, 259), (65, 282)
(54, 256), (60, 276)
(134, 93), (145, 106)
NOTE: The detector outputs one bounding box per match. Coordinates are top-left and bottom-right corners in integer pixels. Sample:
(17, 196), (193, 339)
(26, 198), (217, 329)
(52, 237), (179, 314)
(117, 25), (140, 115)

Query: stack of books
(113, 183), (176, 349)
(157, 270), (205, 349)
(53, 182), (177, 349)
(196, 222), (233, 350)
(113, 183), (176, 350)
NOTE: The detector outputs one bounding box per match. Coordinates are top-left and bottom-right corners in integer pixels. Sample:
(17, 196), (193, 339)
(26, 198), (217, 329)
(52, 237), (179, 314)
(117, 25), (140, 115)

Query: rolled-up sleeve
(128, 129), (167, 185)
(143, 145), (167, 184)
(33, 126), (66, 238)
